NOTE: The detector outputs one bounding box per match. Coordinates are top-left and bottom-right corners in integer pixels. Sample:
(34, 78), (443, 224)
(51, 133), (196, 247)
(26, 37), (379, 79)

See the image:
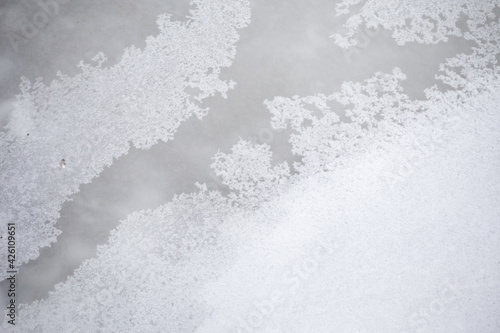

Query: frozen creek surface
(0, 0), (499, 332)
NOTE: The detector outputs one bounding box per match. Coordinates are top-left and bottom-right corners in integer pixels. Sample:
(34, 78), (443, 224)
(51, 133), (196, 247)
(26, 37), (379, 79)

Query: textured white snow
(0, 0), (499, 332)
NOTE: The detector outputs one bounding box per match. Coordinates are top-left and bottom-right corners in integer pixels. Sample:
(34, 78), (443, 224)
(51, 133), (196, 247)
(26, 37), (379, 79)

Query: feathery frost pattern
(211, 140), (290, 208)
(4, 0), (500, 332)
(331, 0), (499, 48)
(0, 0), (251, 280)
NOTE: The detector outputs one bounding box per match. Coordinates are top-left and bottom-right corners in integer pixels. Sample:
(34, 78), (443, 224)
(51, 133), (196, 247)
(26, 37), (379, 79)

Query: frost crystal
(211, 140), (290, 207)
(12, 186), (240, 332)
(331, 0), (499, 48)
(0, 0), (250, 280)
(276, 0), (499, 176)
(3, 0), (500, 332)
(265, 68), (425, 175)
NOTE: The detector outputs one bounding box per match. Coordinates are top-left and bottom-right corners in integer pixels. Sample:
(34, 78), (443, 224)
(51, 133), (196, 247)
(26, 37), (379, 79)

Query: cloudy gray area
(0, 0), (498, 331)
